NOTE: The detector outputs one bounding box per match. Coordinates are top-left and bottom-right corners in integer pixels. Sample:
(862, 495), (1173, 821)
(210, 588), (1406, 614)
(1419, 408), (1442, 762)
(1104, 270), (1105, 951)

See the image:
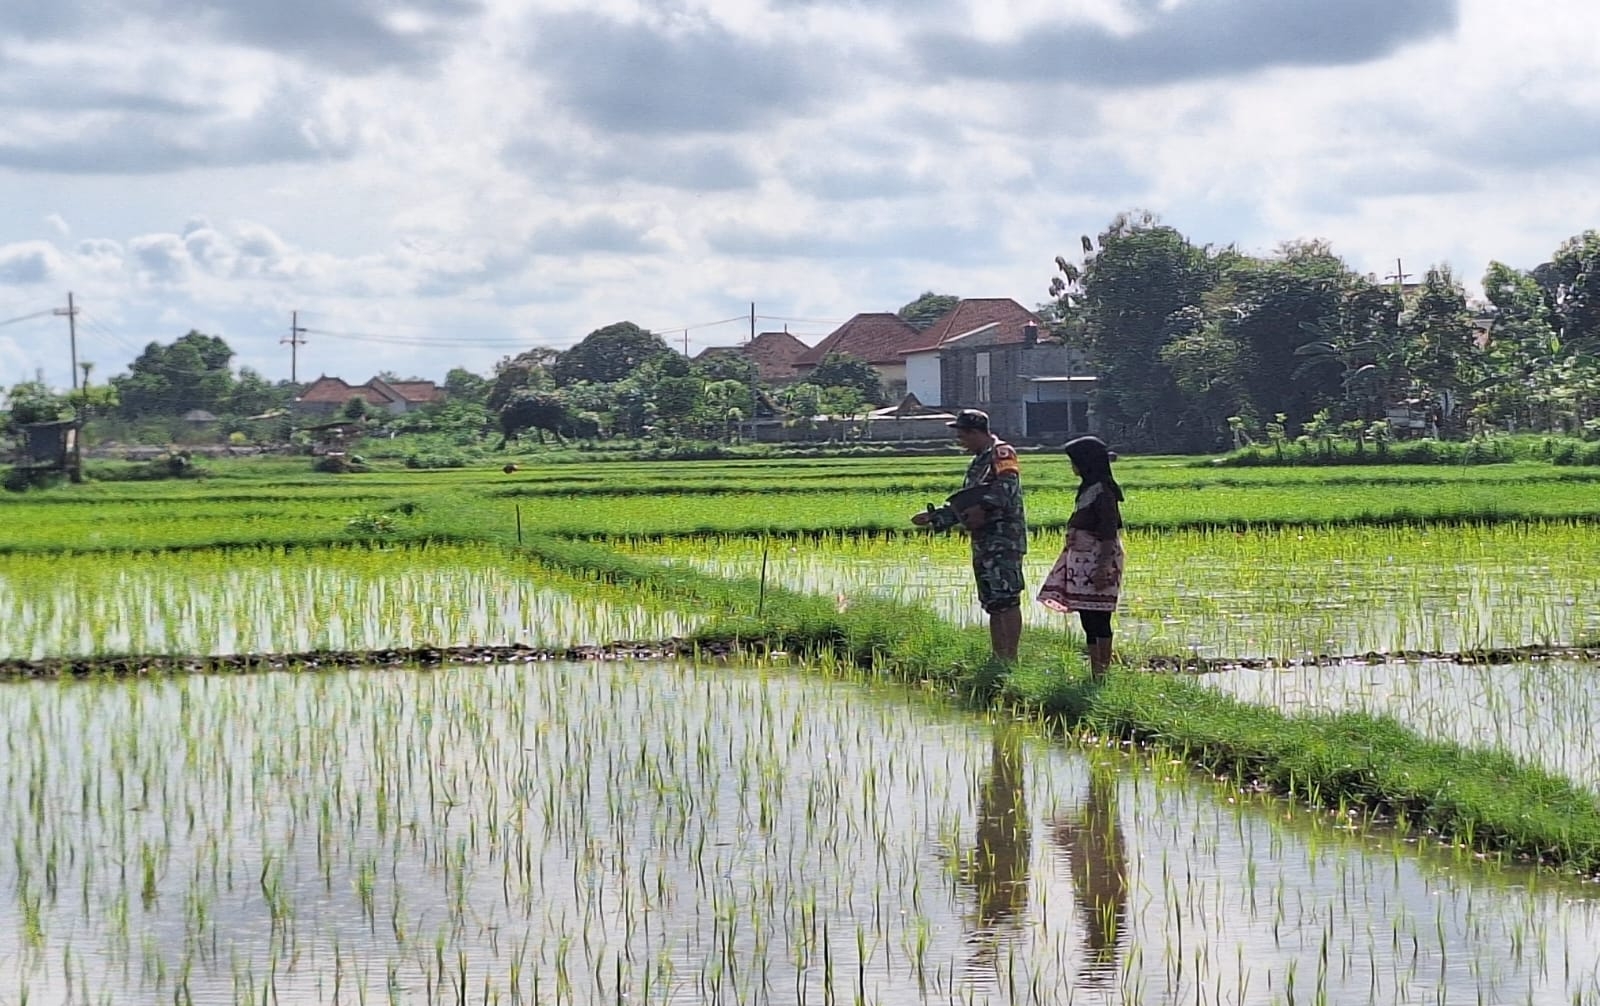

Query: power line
(0, 309), (54, 328)
(756, 314), (847, 325)
(303, 327), (533, 349)
(638, 315), (747, 334)
(77, 310), (148, 359)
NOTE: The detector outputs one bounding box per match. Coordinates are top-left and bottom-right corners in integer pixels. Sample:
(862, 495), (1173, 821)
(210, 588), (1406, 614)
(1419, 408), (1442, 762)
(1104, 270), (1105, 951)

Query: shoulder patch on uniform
(992, 444), (1019, 477)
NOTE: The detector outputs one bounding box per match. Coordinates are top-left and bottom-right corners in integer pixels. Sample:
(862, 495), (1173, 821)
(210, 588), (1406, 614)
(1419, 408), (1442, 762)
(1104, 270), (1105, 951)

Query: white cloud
(3, 0), (1598, 391)
(0, 242), (66, 285)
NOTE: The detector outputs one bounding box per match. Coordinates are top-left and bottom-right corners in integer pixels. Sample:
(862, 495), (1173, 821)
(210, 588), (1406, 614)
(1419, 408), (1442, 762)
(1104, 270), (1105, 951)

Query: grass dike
(519, 534), (1600, 878)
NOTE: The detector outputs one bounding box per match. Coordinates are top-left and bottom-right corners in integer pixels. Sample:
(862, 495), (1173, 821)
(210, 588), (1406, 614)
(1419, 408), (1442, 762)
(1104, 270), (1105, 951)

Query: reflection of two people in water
(960, 730), (1129, 989)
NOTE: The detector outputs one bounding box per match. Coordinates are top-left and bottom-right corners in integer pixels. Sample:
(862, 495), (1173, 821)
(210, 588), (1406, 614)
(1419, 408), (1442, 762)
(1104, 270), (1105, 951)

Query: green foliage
(691, 352), (758, 385)
(88, 453), (212, 481)
(3, 381), (73, 431)
(896, 291), (960, 331)
(111, 331), (238, 418)
(806, 353), (883, 406)
(443, 367), (489, 403)
(553, 322), (672, 385)
(344, 510), (401, 536)
(1070, 211), (1217, 452)
(402, 451), (468, 469)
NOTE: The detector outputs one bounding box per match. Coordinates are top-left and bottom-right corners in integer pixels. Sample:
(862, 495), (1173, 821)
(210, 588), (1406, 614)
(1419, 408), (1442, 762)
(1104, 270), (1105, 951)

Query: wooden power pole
(282, 311), (308, 383)
(53, 292), (79, 390)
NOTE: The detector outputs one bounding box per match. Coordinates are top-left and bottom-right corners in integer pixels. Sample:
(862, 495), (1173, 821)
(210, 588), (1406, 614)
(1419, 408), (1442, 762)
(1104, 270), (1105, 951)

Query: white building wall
(904, 351), (941, 405)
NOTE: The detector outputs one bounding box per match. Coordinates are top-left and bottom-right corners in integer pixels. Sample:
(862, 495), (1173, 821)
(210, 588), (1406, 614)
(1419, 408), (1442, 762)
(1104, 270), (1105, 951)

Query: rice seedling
(3, 661), (1598, 1003)
(623, 521), (1600, 658)
(0, 544), (699, 659)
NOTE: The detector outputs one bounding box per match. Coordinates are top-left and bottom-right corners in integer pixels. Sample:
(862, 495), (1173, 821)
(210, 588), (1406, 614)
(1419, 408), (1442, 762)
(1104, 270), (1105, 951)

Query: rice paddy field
(2, 449), (1600, 1004)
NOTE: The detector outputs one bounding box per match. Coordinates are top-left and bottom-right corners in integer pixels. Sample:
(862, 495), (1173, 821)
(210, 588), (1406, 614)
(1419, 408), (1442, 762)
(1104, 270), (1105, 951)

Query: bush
(1208, 437), (1520, 467)
(314, 454), (370, 474)
(86, 452), (209, 482)
(403, 450), (469, 469)
(3, 467), (66, 492)
(345, 510), (400, 536)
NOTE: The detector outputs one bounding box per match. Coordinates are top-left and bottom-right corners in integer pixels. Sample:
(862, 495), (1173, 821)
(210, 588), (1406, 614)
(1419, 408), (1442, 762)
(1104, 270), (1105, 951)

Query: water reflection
(962, 729), (1032, 973)
(1050, 763), (1129, 988)
(961, 733), (1131, 993)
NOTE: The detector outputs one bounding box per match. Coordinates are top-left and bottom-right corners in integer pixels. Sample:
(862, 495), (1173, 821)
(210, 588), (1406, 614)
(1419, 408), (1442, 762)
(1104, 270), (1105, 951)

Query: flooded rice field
(622, 525), (1600, 659)
(1199, 658), (1600, 793)
(3, 660), (1598, 1005)
(0, 546), (697, 660)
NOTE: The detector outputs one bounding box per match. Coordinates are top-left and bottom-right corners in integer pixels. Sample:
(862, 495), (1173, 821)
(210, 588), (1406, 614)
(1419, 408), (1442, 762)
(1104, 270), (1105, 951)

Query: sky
(2, 0), (1598, 390)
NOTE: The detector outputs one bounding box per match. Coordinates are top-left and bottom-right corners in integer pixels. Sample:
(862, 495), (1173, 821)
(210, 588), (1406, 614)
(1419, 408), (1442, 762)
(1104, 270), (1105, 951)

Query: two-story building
(901, 299), (1097, 441)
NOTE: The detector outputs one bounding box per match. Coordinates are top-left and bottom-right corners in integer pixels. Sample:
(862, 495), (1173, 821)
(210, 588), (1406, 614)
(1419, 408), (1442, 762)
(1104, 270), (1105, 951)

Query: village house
(902, 298), (1098, 441)
(790, 313), (927, 399)
(294, 376), (447, 416)
(694, 330), (811, 385)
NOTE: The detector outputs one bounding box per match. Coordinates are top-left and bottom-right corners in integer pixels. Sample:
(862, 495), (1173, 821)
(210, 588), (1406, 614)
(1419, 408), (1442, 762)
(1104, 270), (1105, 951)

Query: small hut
(14, 420), (81, 482)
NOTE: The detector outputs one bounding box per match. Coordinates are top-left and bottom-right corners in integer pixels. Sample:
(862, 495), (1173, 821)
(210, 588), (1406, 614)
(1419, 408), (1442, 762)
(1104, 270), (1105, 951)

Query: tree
(1157, 305), (1251, 450)
(1400, 266), (1480, 427)
(553, 322), (672, 385)
(112, 331), (237, 418)
(897, 292), (960, 331)
(806, 352), (884, 406)
(443, 367), (489, 404)
(228, 368), (288, 416)
(342, 396), (371, 421)
(1066, 211), (1217, 451)
(701, 379), (751, 441)
(1210, 241), (1352, 426)
(691, 351), (758, 386)
(1534, 230), (1600, 352)
(1292, 282), (1405, 422)
(3, 380), (71, 432)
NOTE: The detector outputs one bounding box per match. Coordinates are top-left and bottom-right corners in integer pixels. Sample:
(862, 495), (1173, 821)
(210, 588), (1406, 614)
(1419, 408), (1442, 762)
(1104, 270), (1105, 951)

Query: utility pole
(53, 292), (79, 390)
(282, 311), (308, 383)
(683, 329), (690, 357)
(747, 302), (758, 442)
(1384, 258), (1412, 294)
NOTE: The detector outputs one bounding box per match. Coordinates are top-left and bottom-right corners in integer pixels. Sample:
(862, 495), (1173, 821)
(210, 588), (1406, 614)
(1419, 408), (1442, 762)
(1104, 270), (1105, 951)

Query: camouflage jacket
(930, 438), (1028, 553)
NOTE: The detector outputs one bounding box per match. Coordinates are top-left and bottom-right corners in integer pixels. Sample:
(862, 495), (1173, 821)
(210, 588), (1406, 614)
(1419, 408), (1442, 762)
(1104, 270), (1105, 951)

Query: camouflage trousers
(971, 542), (1025, 614)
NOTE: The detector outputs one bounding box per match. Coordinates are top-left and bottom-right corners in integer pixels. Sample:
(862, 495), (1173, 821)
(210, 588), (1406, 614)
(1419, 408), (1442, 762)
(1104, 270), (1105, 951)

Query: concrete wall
(904, 351), (941, 405)
(746, 416), (955, 443)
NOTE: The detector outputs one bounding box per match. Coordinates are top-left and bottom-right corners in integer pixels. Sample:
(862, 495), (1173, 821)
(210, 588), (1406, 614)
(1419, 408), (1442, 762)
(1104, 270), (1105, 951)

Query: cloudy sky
(2, 0), (1597, 389)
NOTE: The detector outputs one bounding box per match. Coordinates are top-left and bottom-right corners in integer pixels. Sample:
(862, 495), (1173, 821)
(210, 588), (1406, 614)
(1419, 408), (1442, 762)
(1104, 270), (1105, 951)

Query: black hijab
(1064, 436), (1124, 502)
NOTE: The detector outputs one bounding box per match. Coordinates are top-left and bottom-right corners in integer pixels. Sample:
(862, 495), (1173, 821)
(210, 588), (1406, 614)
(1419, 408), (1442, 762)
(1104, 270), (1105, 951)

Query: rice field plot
(0, 498), (416, 553)
(4, 659), (1598, 1005)
(1201, 658), (1600, 792)
(0, 544), (698, 660)
(623, 522), (1600, 658)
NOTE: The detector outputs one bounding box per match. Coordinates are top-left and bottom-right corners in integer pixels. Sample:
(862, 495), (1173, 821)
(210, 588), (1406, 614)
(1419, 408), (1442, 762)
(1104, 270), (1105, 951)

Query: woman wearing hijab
(1037, 436), (1125, 679)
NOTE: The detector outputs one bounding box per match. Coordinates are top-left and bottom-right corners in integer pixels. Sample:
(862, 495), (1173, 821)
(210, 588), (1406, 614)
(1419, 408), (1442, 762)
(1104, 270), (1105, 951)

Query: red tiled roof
(297, 377), (443, 405)
(296, 377), (361, 404)
(696, 331), (813, 383)
(745, 331), (811, 380)
(386, 381), (446, 403)
(793, 313), (924, 367)
(902, 298), (1046, 353)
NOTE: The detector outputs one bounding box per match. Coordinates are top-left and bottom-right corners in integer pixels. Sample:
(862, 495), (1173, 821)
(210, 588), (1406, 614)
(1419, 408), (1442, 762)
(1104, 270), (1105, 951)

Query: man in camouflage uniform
(912, 409), (1027, 661)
